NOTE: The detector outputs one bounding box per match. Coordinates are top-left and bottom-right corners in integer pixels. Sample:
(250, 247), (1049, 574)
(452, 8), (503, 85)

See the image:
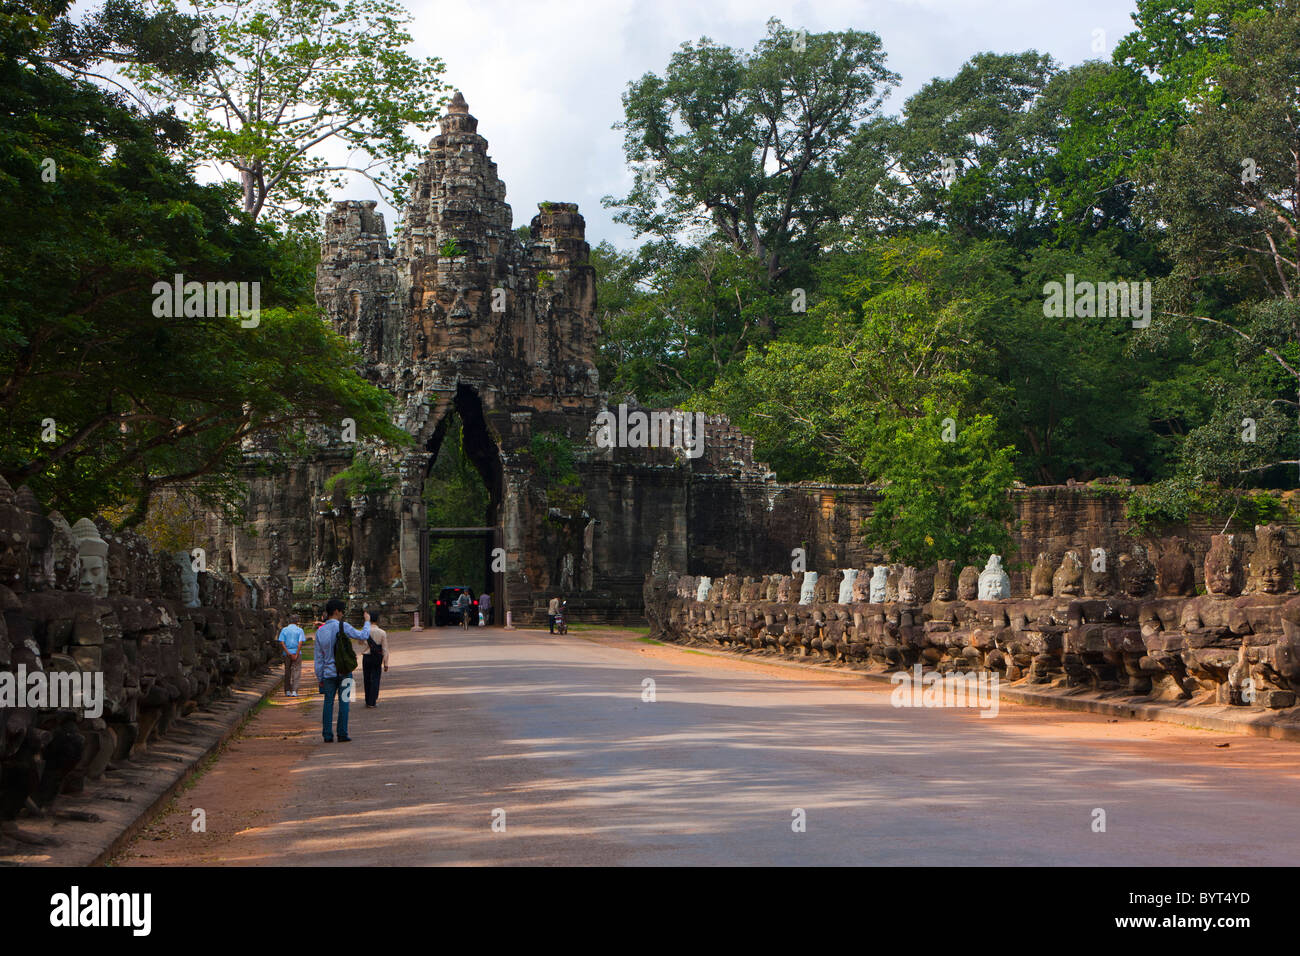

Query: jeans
(362, 653), (383, 706)
(548, 614), (555, 633)
(320, 672), (355, 740)
(283, 653), (301, 694)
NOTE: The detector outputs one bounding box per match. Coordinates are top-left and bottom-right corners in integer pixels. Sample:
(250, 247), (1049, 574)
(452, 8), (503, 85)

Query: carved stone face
(977, 555), (1010, 601)
(1205, 535), (1242, 597)
(869, 567), (888, 603)
(898, 567), (917, 604)
(933, 560), (955, 601)
(71, 518), (108, 597)
(1249, 525), (1293, 594)
(957, 566), (979, 602)
(175, 552), (200, 607)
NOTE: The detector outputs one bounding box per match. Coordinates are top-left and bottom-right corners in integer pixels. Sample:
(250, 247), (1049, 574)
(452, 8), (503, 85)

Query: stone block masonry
(0, 476), (290, 843)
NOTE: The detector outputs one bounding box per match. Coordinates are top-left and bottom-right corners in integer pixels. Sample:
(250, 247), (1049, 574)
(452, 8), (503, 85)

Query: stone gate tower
(308, 91), (604, 621)
(208, 93), (778, 625)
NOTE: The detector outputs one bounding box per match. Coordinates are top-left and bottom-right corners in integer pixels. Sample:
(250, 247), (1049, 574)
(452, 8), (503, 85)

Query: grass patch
(636, 636), (663, 645)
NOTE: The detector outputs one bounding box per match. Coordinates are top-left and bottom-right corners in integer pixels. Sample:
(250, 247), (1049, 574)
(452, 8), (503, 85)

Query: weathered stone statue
(1052, 551), (1083, 597)
(868, 566), (888, 603)
(1205, 535), (1243, 597)
(1156, 537), (1195, 596)
(851, 568), (871, 602)
(1030, 552), (1054, 597)
(898, 567), (918, 604)
(1245, 524), (1293, 595)
(46, 511), (80, 591)
(1082, 548), (1115, 597)
(1118, 544), (1156, 597)
(977, 555), (1011, 601)
(71, 518), (108, 597)
(957, 565), (979, 602)
(933, 560), (955, 602)
(799, 570), (818, 605)
(776, 575), (794, 603)
(838, 569), (858, 604)
(695, 576), (712, 602)
(174, 551), (201, 608)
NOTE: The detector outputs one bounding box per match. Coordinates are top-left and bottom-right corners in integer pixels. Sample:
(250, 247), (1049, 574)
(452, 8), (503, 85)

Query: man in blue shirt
(277, 614), (306, 698)
(314, 599), (371, 743)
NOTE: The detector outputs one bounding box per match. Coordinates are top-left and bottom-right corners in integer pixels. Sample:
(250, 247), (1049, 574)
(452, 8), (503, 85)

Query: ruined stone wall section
(0, 478), (290, 828)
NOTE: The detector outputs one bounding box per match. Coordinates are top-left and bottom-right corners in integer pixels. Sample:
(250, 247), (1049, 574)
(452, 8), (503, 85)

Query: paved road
(120, 626), (1300, 866)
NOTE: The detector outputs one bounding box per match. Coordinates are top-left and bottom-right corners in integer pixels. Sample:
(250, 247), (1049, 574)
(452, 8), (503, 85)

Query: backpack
(333, 619), (358, 675)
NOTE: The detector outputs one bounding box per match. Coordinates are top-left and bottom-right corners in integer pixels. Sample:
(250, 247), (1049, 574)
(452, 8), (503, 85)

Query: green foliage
(325, 451), (396, 496)
(0, 2), (409, 525)
(605, 17), (897, 287)
(439, 237), (464, 258)
(123, 0), (448, 229)
(863, 404), (1018, 568)
(529, 432), (584, 517)
(423, 414), (490, 592)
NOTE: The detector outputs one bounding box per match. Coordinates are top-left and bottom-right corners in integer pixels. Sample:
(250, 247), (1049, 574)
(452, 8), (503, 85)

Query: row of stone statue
(682, 530), (1295, 608)
(0, 476), (290, 844)
(646, 526), (1300, 711)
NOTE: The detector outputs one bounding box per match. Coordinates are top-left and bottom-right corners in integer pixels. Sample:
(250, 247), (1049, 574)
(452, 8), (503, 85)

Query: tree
(125, 0), (447, 229)
(703, 238), (990, 482)
(1139, 0), (1300, 484)
(864, 402), (1018, 568)
(0, 0), (408, 524)
(882, 51), (1059, 248)
(605, 17), (897, 289)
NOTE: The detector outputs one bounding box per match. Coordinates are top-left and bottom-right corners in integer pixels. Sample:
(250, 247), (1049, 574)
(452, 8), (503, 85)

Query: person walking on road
(362, 611), (389, 708)
(314, 600), (371, 742)
(548, 595), (560, 634)
(478, 591), (492, 626)
(277, 614), (306, 697)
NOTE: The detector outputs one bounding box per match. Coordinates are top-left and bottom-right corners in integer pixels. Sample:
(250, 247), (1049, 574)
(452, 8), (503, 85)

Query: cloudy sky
(383, 0), (1143, 250)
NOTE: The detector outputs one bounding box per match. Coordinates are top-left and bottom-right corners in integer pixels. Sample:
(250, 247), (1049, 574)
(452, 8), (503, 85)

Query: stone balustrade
(644, 526), (1300, 711)
(0, 477), (290, 834)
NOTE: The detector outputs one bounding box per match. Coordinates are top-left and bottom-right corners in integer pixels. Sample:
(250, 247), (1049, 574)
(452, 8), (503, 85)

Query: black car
(435, 586), (477, 626)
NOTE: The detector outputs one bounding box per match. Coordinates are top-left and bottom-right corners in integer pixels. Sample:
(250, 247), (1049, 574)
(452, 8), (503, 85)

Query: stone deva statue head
(174, 551), (201, 608)
(1117, 544), (1156, 598)
(695, 576), (712, 603)
(765, 574), (781, 602)
(1030, 552), (1054, 598)
(1204, 534), (1243, 597)
(838, 568), (858, 604)
(932, 560), (956, 602)
(868, 566), (888, 603)
(898, 567), (919, 604)
(71, 518), (109, 597)
(1156, 537), (1195, 597)
(977, 554), (1010, 601)
(1052, 551), (1083, 597)
(1247, 524), (1293, 595)
(799, 570), (819, 605)
(851, 568), (871, 603)
(46, 511), (81, 591)
(1082, 548), (1115, 597)
(957, 565), (979, 601)
(776, 574), (794, 603)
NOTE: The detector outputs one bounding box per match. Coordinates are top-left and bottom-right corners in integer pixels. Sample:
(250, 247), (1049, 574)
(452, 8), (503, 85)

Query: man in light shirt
(314, 599), (371, 743)
(277, 613), (306, 697)
(361, 610), (389, 708)
(548, 595), (560, 634)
